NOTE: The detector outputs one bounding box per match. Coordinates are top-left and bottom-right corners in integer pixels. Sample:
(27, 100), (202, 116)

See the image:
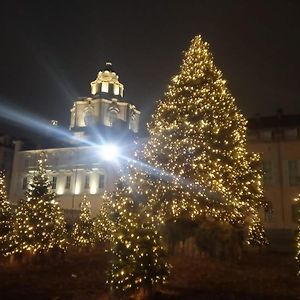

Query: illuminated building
(9, 62), (140, 221)
(7, 62), (300, 236)
(247, 112), (300, 237)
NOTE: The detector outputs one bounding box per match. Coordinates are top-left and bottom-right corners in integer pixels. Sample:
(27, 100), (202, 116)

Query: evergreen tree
(14, 153), (67, 254)
(72, 194), (96, 248)
(130, 35), (266, 244)
(107, 180), (170, 299)
(247, 211), (268, 247)
(94, 192), (114, 242)
(294, 195), (300, 275)
(0, 172), (15, 256)
(243, 153), (268, 246)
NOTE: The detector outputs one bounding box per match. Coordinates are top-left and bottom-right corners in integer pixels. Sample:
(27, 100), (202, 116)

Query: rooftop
(248, 113), (300, 130)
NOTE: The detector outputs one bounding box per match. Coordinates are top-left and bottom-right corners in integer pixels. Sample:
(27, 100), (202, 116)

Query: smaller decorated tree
(0, 172), (15, 256)
(72, 194), (96, 249)
(246, 210), (268, 248)
(244, 153), (268, 247)
(94, 192), (114, 243)
(294, 195), (300, 275)
(107, 180), (170, 299)
(13, 153), (67, 256)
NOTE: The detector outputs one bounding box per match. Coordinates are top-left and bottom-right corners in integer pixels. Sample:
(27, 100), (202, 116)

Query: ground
(0, 246), (299, 300)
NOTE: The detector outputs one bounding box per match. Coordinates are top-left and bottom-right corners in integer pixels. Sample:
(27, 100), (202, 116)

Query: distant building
(9, 63), (140, 222)
(247, 112), (300, 232)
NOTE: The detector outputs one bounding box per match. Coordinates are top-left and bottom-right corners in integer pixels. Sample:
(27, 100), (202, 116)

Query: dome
(90, 62), (124, 99)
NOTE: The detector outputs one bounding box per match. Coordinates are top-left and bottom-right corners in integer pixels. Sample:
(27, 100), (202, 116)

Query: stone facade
(247, 113), (300, 231)
(70, 62), (140, 139)
(9, 63), (140, 222)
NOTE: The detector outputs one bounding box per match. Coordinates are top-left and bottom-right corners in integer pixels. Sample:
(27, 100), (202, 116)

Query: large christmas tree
(0, 172), (15, 256)
(107, 180), (170, 299)
(130, 36), (266, 244)
(72, 194), (96, 248)
(14, 153), (67, 254)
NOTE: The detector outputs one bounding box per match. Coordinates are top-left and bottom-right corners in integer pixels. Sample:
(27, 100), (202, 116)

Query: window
(259, 130), (272, 141)
(84, 175), (90, 189)
(99, 174), (105, 189)
(65, 175), (71, 189)
(288, 160), (299, 186)
(292, 202), (300, 223)
(262, 160), (273, 185)
(113, 84), (119, 95)
(101, 82), (109, 93)
(285, 128), (298, 140)
(264, 202), (273, 222)
(247, 132), (258, 142)
(22, 177), (27, 190)
(52, 176), (57, 189)
(109, 111), (118, 126)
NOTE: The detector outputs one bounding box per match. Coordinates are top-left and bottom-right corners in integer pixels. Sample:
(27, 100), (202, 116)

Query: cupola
(90, 62), (124, 99)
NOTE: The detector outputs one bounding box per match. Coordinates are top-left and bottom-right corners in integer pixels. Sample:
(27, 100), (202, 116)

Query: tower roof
(90, 62), (124, 99)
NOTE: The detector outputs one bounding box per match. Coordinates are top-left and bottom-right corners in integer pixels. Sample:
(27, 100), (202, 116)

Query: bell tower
(90, 62), (124, 100)
(69, 62), (140, 141)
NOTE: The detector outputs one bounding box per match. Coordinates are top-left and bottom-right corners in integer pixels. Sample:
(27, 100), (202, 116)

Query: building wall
(9, 145), (122, 219)
(69, 97), (140, 133)
(8, 63), (140, 223)
(247, 129), (300, 231)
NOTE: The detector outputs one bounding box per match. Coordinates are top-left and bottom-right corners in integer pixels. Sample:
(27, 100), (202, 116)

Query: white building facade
(9, 63), (140, 222)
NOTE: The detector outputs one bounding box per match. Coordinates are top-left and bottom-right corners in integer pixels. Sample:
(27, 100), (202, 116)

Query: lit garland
(13, 152), (67, 254)
(128, 35), (266, 246)
(72, 194), (96, 248)
(0, 172), (15, 256)
(107, 180), (170, 298)
(294, 195), (300, 275)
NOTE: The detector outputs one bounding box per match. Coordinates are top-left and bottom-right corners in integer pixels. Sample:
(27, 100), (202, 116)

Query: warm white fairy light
(106, 180), (171, 297)
(129, 35), (267, 245)
(13, 152), (67, 254)
(294, 195), (300, 275)
(0, 172), (15, 256)
(72, 194), (96, 248)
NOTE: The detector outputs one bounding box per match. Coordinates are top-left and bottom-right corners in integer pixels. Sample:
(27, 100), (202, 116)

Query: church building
(9, 62), (141, 221)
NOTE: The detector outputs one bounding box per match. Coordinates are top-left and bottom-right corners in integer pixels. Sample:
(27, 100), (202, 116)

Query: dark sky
(0, 0), (299, 137)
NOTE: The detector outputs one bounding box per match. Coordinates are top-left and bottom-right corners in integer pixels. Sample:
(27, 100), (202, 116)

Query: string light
(128, 35), (267, 245)
(94, 191), (115, 242)
(13, 152), (67, 255)
(0, 172), (15, 256)
(294, 195), (300, 275)
(96, 35), (268, 297)
(72, 194), (96, 248)
(106, 180), (171, 298)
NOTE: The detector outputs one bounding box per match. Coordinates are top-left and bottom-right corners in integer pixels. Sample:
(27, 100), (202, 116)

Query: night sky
(0, 0), (299, 137)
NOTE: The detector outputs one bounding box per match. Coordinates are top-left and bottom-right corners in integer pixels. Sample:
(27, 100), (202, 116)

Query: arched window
(101, 82), (109, 93)
(109, 110), (118, 126)
(83, 103), (95, 126)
